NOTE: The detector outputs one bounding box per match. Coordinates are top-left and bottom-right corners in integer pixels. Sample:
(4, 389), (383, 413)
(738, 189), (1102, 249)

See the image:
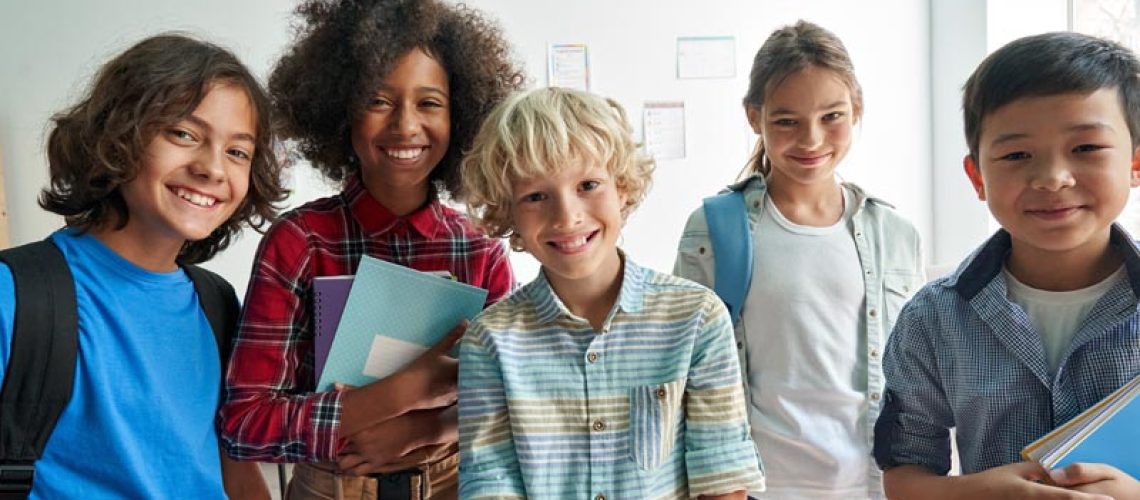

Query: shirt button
(657, 387), (667, 399)
(870, 349), (880, 359)
(698, 246), (706, 255)
(869, 308), (878, 318)
(587, 352), (598, 363)
(855, 231), (863, 238)
(753, 201), (760, 209)
(736, 341), (743, 350)
(592, 420), (606, 432)
(871, 392), (882, 401)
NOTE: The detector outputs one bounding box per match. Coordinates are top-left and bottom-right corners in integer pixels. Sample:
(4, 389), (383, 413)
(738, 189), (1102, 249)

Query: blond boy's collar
(528, 252), (646, 326)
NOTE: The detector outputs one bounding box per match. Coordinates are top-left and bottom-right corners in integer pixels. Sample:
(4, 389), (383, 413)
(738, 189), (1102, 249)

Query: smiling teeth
(554, 236), (589, 250)
(386, 148), (423, 160)
(175, 188), (217, 207)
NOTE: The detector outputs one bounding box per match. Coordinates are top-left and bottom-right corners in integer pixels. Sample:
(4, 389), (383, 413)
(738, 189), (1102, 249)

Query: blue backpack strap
(702, 189), (753, 325)
(0, 240), (77, 498)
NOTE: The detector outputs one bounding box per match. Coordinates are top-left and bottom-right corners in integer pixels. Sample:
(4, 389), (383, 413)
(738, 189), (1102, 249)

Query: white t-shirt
(744, 186), (874, 499)
(1004, 265), (1125, 374)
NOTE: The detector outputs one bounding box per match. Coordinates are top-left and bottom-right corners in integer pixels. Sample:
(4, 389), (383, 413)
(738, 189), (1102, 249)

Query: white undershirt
(744, 186), (872, 499)
(1004, 265), (1124, 374)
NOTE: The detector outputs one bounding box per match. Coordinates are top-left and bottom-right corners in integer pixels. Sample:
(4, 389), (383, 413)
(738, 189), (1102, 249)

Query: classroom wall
(928, 0), (1068, 273)
(0, 0), (932, 297)
(470, 0), (934, 283)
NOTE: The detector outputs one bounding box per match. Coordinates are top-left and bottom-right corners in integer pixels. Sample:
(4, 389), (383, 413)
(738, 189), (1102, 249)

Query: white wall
(927, 0), (1069, 275)
(471, 0), (933, 283)
(930, 0), (990, 271)
(0, 0), (931, 296)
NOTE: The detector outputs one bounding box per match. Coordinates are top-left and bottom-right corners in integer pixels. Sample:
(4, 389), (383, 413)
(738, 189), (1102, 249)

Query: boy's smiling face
(116, 82), (255, 255)
(965, 87), (1140, 263)
(510, 157), (627, 292)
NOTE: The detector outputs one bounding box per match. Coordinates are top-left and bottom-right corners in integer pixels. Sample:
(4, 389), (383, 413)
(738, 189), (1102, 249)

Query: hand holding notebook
(1021, 372), (1140, 478)
(316, 255), (487, 391)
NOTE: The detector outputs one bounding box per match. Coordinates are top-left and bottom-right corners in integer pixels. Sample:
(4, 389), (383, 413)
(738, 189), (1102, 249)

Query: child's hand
(338, 323), (464, 437)
(392, 320), (466, 411)
(336, 404), (457, 476)
(965, 462), (1113, 500)
(1052, 463), (1140, 500)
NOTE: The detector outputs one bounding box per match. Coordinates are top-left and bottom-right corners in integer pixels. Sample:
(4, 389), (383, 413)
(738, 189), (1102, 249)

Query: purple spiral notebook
(313, 275), (354, 381)
(311, 270), (457, 383)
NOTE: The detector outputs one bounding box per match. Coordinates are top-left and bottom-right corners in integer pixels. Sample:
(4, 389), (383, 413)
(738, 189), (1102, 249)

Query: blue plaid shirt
(873, 225), (1140, 474)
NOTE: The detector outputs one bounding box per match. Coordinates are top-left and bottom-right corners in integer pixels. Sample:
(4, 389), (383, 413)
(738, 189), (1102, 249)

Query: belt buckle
(374, 469), (425, 500)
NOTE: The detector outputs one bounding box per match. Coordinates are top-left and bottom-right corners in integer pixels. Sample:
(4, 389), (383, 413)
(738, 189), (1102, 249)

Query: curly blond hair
(461, 87), (655, 241)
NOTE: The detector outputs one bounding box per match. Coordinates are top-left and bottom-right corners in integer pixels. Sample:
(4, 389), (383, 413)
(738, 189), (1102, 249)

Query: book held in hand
(315, 256), (485, 391)
(1021, 372), (1140, 476)
(312, 275), (353, 380)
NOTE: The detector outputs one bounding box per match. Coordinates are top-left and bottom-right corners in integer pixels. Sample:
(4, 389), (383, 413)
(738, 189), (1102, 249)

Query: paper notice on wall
(643, 101), (686, 161)
(676, 36), (736, 79)
(548, 43), (590, 91)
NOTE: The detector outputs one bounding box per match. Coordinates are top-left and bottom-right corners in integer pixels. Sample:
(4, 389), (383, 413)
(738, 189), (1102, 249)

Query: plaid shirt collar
(944, 223), (1140, 301)
(528, 251), (647, 325)
(343, 175), (447, 239)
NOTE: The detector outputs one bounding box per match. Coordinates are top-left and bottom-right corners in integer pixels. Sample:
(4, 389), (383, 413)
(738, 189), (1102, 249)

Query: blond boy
(457, 87), (764, 499)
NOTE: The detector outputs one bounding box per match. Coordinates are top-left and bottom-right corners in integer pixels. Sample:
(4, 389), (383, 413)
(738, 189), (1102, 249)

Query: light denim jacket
(673, 174), (925, 497)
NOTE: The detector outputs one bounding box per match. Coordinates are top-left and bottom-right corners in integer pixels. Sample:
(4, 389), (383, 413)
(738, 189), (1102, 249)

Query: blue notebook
(1022, 373), (1140, 476)
(315, 255), (487, 391)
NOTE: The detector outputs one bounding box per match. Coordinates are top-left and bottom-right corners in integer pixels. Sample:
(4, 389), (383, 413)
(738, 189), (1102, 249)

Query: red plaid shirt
(218, 175), (513, 461)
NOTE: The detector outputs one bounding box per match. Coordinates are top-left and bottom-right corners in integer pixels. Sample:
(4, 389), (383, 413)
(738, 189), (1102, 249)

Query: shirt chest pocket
(675, 232), (715, 287)
(628, 378), (686, 471)
(882, 271), (921, 329)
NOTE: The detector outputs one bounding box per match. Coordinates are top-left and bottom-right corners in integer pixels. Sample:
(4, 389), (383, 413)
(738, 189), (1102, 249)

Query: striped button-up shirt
(873, 226), (1140, 474)
(459, 258), (764, 499)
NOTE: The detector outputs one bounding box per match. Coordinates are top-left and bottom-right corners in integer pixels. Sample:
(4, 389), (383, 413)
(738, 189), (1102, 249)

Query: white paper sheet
(677, 36), (736, 79)
(548, 43), (590, 91)
(362, 334), (430, 379)
(643, 101), (686, 160)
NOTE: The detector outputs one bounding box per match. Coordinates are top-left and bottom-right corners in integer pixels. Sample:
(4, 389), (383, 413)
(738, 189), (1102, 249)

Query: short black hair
(963, 31), (1140, 161)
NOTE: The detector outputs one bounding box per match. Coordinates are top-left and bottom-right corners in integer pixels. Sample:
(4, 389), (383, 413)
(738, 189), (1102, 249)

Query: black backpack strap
(182, 265), (239, 370)
(0, 240), (78, 497)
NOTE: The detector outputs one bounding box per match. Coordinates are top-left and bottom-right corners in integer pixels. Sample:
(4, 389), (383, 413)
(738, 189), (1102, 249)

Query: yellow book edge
(1020, 374), (1140, 468)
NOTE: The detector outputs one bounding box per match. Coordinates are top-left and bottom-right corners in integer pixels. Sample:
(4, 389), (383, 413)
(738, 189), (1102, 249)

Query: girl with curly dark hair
(218, 1), (524, 498)
(0, 33), (285, 498)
